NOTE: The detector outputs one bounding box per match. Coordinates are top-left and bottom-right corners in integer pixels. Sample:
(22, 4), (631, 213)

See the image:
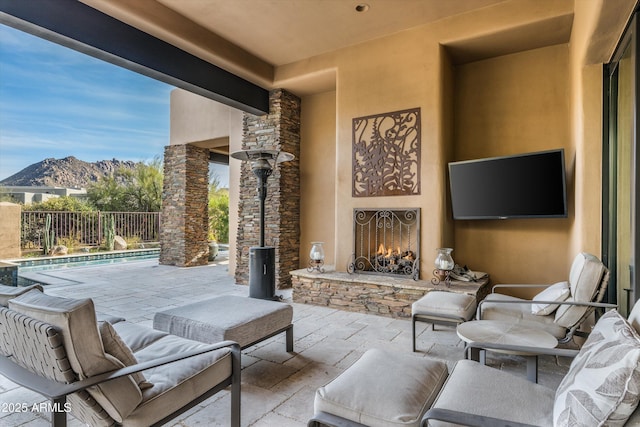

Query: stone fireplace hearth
(290, 268), (489, 319)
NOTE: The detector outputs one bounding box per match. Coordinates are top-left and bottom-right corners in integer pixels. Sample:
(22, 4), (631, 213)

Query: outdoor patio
(1, 252), (572, 427)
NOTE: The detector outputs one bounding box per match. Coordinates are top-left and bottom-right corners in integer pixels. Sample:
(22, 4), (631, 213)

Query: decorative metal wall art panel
(352, 108), (421, 197)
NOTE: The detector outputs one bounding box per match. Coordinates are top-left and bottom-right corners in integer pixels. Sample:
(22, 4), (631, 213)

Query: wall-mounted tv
(448, 149), (567, 220)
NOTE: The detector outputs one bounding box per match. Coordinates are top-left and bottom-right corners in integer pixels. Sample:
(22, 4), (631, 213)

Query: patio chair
(477, 252), (609, 343)
(0, 287), (240, 427)
(308, 300), (640, 427)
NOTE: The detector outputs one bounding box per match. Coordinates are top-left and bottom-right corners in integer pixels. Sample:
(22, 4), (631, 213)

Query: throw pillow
(531, 281), (570, 315)
(553, 310), (640, 426)
(98, 321), (153, 390)
(9, 290), (142, 422)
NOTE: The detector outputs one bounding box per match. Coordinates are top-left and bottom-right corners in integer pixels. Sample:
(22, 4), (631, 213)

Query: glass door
(604, 13), (639, 316)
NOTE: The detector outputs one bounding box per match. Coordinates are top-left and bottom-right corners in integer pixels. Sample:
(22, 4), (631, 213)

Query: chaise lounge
(0, 285), (241, 427)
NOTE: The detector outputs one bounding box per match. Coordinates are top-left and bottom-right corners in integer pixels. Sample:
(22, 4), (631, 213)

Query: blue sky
(0, 24), (231, 187)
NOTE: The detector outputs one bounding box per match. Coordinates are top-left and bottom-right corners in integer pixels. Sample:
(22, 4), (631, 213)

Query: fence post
(98, 211), (102, 249)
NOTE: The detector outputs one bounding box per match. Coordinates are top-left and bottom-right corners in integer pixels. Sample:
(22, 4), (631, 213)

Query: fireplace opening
(348, 208), (420, 280)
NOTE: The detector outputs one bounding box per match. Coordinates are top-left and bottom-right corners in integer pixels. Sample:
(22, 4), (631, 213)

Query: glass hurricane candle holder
(431, 248), (454, 286)
(308, 242), (325, 273)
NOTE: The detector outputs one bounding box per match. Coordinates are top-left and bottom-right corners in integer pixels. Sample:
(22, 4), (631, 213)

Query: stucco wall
(453, 45), (571, 290)
(166, 0), (633, 288)
(0, 202), (21, 259)
(169, 89), (243, 275)
(275, 0), (624, 286)
(299, 91), (337, 267)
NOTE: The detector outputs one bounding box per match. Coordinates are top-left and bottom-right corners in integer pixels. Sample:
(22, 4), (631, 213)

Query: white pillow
(531, 281), (570, 315)
(554, 310), (640, 426)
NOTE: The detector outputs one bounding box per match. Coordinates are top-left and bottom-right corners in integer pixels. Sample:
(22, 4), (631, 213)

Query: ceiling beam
(0, 0), (269, 115)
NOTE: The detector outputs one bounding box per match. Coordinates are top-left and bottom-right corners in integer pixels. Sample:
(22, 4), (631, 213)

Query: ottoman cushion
(314, 349), (448, 427)
(429, 360), (555, 427)
(153, 295), (292, 348)
(412, 292), (476, 323)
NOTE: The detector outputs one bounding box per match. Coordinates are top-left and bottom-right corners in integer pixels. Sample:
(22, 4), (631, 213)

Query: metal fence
(21, 211), (160, 250)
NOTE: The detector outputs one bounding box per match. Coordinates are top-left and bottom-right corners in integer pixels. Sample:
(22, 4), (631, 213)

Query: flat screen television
(448, 149), (567, 220)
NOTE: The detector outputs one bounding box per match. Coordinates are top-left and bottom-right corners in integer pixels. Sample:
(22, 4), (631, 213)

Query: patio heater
(230, 149), (294, 300)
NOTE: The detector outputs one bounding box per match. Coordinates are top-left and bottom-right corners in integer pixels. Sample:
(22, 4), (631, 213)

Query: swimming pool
(15, 248), (160, 273)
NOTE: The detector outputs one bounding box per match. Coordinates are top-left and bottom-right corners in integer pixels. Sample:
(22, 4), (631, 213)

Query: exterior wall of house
(299, 91), (337, 267)
(452, 44), (571, 291)
(277, 0), (631, 291)
(167, 0), (634, 290)
(168, 89), (243, 272)
(0, 202), (21, 259)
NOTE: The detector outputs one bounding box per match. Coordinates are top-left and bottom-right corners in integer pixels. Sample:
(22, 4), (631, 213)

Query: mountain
(0, 156), (140, 188)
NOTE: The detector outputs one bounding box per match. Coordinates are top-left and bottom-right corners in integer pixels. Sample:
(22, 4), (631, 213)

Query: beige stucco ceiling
(155, 0), (511, 66)
(81, 0), (577, 92)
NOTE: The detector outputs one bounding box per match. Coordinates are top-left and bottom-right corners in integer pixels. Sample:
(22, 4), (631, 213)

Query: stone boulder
(51, 245), (68, 256)
(114, 235), (128, 250)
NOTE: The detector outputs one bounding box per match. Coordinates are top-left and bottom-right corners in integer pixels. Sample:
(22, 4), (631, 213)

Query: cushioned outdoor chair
(308, 301), (640, 427)
(478, 252), (610, 343)
(0, 286), (241, 427)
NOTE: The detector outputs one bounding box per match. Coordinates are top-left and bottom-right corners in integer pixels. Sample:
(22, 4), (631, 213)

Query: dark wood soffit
(0, 0), (270, 116)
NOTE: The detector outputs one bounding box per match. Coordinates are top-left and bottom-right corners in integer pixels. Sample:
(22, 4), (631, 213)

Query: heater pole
(253, 167), (272, 248)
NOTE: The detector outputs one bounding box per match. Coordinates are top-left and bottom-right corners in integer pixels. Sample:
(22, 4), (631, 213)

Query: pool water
(14, 249), (160, 273)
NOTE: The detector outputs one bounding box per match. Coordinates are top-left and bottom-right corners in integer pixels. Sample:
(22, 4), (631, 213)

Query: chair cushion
(9, 290), (142, 422)
(314, 348), (448, 427)
(112, 321), (233, 427)
(429, 360), (555, 427)
(0, 284), (43, 307)
(554, 253), (606, 328)
(531, 281), (570, 315)
(554, 310), (640, 426)
(412, 292), (476, 322)
(98, 321), (153, 390)
(480, 293), (567, 339)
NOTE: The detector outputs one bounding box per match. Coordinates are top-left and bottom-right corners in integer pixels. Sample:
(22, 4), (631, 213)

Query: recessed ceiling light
(355, 3), (370, 12)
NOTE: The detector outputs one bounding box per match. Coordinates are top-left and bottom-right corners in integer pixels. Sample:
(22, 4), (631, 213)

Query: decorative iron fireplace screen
(348, 208), (420, 280)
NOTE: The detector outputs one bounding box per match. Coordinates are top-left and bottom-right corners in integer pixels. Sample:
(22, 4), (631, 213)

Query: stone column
(235, 89), (301, 289)
(160, 144), (210, 267)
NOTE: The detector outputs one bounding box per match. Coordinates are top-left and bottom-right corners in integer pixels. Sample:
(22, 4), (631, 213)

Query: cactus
(43, 214), (55, 255)
(103, 215), (115, 251)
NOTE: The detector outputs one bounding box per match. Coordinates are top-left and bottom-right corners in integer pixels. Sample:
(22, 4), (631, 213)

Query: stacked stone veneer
(291, 270), (490, 319)
(160, 144), (210, 267)
(235, 89), (301, 288)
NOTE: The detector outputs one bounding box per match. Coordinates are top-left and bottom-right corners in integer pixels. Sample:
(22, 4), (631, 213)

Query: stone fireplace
(348, 208), (420, 280)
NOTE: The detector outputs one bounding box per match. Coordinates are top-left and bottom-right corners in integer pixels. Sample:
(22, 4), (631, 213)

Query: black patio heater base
(249, 246), (276, 300)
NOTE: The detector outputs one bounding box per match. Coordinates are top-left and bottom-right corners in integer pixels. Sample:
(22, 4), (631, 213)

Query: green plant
(23, 196), (93, 212)
(87, 157), (163, 212)
(103, 214), (115, 251)
(57, 232), (81, 253)
(42, 214), (55, 255)
(208, 184), (229, 244)
(124, 235), (141, 249)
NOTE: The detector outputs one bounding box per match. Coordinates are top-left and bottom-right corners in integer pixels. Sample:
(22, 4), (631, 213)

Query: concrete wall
(0, 203), (21, 259)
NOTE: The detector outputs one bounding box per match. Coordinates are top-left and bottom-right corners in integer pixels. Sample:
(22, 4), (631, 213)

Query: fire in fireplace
(348, 208), (420, 280)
